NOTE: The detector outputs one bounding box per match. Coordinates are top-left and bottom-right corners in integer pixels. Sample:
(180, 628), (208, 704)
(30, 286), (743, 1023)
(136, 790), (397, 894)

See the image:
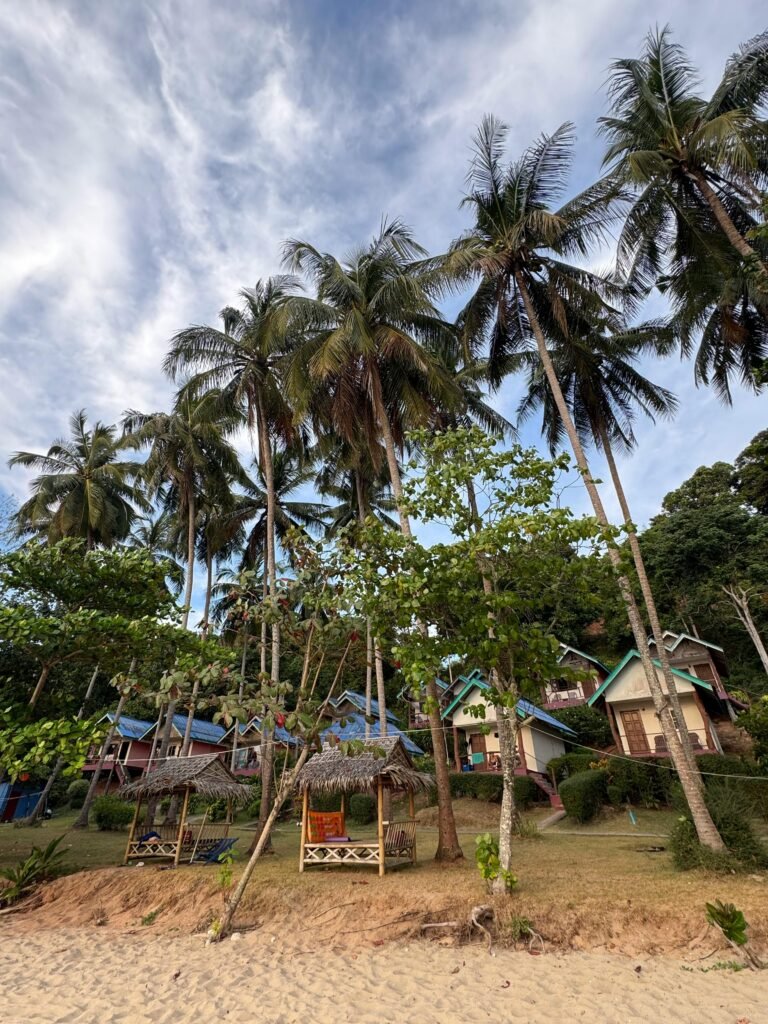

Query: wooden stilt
(124, 795), (142, 864)
(377, 780), (385, 877)
(174, 786), (191, 867)
(408, 789), (417, 863)
(299, 788), (309, 873)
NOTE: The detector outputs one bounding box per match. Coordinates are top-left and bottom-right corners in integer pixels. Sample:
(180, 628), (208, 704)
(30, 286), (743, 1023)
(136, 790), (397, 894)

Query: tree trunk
(494, 703), (520, 893)
(146, 698), (177, 828)
(73, 686), (131, 829)
(202, 552), (213, 639)
(371, 364), (463, 861)
(253, 396), (279, 852)
(722, 585), (768, 674)
(182, 492), (196, 630)
(28, 664), (51, 708)
(365, 622), (373, 740)
(374, 637), (388, 738)
(260, 562), (268, 676)
(599, 426), (699, 782)
(516, 272), (724, 851)
(688, 168), (768, 274)
(230, 622), (250, 772)
(165, 678), (201, 825)
(24, 664), (100, 826)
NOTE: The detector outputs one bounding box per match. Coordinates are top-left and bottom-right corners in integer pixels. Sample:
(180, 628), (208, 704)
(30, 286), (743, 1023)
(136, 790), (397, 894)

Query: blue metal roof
(321, 713), (423, 756)
(229, 717), (302, 748)
(440, 673), (576, 737)
(332, 690), (401, 724)
(516, 697), (577, 736)
(104, 713), (154, 740)
(166, 714), (227, 745)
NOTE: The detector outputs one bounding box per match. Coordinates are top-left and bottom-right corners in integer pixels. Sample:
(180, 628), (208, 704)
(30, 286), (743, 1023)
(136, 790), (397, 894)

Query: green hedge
(66, 779), (90, 809)
(92, 796), (135, 831)
(558, 769), (608, 823)
(349, 794), (376, 824)
(312, 793), (342, 812)
(513, 775), (541, 809)
(449, 772), (504, 803)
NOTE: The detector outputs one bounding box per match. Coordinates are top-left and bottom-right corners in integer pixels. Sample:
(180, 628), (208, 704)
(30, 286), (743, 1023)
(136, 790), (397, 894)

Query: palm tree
(444, 115), (724, 852)
(601, 27), (768, 279)
(9, 410), (147, 548)
(165, 279), (302, 844)
(127, 510), (184, 594)
(284, 220), (464, 861)
(123, 391), (246, 629)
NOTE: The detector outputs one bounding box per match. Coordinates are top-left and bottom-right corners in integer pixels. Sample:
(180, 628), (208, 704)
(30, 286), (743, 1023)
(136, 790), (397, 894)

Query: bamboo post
(377, 779), (385, 877)
(299, 788), (309, 873)
(124, 795), (143, 864)
(408, 788), (416, 864)
(174, 787), (191, 867)
(340, 791), (346, 827)
(189, 806), (210, 864)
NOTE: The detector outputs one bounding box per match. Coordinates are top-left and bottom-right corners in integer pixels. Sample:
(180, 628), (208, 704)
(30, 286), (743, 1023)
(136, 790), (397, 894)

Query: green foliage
(739, 698), (768, 765)
(550, 705), (614, 750)
(506, 915), (534, 942)
(734, 430), (768, 516)
(349, 794), (376, 825)
(0, 708), (104, 783)
(670, 785), (768, 872)
(91, 796), (135, 831)
(66, 779), (91, 809)
(312, 793), (342, 812)
(558, 769), (608, 824)
(474, 833), (517, 893)
(140, 910), (159, 926)
(216, 849), (236, 890)
(513, 775), (540, 810)
(705, 901), (749, 946)
(0, 836), (67, 906)
(449, 772), (504, 803)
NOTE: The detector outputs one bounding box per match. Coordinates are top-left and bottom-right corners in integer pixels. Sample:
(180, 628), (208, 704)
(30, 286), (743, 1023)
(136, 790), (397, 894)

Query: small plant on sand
(507, 915), (534, 942)
(515, 817), (541, 840)
(475, 833), (517, 894)
(706, 901), (765, 971)
(0, 835), (67, 906)
(216, 849), (235, 891)
(140, 909), (159, 926)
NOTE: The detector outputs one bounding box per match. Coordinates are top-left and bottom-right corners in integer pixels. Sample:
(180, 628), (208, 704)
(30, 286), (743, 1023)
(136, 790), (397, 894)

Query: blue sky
(0, 1), (766, 618)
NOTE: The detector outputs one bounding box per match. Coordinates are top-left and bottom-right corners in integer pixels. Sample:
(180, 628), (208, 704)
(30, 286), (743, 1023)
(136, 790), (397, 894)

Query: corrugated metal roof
(321, 713), (423, 756)
(169, 714), (227, 745)
(104, 713), (154, 740)
(332, 691), (401, 724)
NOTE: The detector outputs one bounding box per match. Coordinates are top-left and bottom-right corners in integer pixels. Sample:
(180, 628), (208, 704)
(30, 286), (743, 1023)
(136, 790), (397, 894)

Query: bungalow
(222, 717), (301, 776)
(587, 650), (736, 757)
(648, 631), (734, 711)
(441, 673), (576, 805)
(540, 645), (610, 710)
(331, 690), (402, 726)
(399, 678), (451, 729)
(321, 712), (424, 756)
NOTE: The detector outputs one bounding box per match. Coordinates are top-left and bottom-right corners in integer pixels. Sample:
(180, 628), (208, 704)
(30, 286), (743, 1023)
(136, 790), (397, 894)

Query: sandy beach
(2, 927), (767, 1024)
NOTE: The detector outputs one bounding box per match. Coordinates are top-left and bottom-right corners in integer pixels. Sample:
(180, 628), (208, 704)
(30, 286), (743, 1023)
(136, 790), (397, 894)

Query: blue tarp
(0, 781), (39, 822)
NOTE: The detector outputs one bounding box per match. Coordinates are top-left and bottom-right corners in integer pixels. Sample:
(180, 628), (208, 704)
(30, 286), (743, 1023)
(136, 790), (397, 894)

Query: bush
(513, 775), (540, 810)
(449, 772), (504, 803)
(547, 753), (595, 785)
(549, 705), (614, 749)
(66, 779), (90, 809)
(558, 769), (608, 824)
(607, 784), (623, 808)
(349, 794), (376, 825)
(242, 780), (262, 820)
(312, 792), (342, 812)
(670, 782), (768, 872)
(92, 796), (134, 831)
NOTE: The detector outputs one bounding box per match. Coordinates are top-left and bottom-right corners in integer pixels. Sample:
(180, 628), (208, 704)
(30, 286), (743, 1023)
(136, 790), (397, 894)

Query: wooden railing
(384, 819), (416, 856)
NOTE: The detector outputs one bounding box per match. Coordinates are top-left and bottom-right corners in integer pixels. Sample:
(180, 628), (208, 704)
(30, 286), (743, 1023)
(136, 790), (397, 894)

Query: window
(691, 662), (715, 682)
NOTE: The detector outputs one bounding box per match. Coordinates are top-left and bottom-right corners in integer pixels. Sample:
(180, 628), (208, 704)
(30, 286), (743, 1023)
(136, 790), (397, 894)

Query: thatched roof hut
(296, 736), (433, 797)
(118, 753), (251, 805)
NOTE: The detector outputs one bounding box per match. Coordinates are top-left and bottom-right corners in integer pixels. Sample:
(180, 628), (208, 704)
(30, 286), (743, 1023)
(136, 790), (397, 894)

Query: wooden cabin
(441, 674), (576, 806)
(296, 736), (433, 876)
(118, 754), (250, 866)
(648, 631), (734, 711)
(221, 716), (302, 777)
(540, 645), (610, 710)
(587, 650), (737, 757)
(81, 714), (155, 792)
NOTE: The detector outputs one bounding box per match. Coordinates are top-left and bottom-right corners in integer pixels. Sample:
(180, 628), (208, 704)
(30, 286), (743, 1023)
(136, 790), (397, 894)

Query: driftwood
(420, 904), (497, 954)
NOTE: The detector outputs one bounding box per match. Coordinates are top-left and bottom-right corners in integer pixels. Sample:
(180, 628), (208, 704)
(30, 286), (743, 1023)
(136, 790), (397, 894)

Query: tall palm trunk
(73, 660), (136, 829)
(374, 638), (388, 738)
(722, 585), (768, 674)
(687, 169), (768, 274)
(598, 425), (699, 779)
(516, 273), (723, 851)
(24, 664), (100, 826)
(253, 396), (278, 851)
(182, 491), (196, 630)
(365, 623), (373, 740)
(29, 664), (51, 708)
(230, 622), (250, 772)
(202, 552), (213, 638)
(371, 364), (463, 861)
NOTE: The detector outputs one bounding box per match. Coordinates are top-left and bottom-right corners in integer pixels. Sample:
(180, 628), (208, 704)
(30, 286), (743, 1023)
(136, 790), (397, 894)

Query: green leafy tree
(9, 410), (148, 548)
(734, 429), (768, 514)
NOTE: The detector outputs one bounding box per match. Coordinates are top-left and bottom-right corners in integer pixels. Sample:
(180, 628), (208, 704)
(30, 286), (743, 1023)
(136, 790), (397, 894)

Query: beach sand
(2, 927), (767, 1024)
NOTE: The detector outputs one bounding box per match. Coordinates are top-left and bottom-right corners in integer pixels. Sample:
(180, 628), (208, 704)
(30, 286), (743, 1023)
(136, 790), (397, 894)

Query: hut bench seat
(127, 822), (232, 861)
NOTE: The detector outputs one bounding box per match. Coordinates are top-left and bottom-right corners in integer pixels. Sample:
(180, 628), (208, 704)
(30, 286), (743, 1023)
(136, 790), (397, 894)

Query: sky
(0, 1), (766, 616)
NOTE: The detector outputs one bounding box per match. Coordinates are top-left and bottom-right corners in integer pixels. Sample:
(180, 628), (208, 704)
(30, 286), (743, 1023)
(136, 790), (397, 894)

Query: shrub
(349, 794), (376, 825)
(558, 769), (608, 824)
(66, 779), (90, 809)
(547, 753), (595, 785)
(312, 792), (342, 812)
(670, 783), (768, 872)
(607, 784), (623, 808)
(550, 705), (614, 749)
(449, 772), (504, 802)
(92, 796), (134, 831)
(242, 780), (262, 820)
(513, 775), (540, 810)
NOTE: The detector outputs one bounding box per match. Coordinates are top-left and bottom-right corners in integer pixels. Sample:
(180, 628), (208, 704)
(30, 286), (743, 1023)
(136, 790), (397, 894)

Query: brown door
(472, 731), (488, 771)
(620, 710), (650, 754)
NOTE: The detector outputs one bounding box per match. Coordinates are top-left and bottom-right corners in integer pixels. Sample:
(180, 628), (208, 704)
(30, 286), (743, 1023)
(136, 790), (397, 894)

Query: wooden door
(620, 710), (650, 754)
(471, 731), (488, 771)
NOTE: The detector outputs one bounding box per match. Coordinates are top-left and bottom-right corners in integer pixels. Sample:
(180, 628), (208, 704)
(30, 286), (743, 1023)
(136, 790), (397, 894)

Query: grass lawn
(3, 804), (768, 953)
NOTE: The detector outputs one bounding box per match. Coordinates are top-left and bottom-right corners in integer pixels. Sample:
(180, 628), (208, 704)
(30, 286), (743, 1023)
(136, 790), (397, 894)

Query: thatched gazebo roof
(296, 736), (434, 796)
(118, 754), (251, 804)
